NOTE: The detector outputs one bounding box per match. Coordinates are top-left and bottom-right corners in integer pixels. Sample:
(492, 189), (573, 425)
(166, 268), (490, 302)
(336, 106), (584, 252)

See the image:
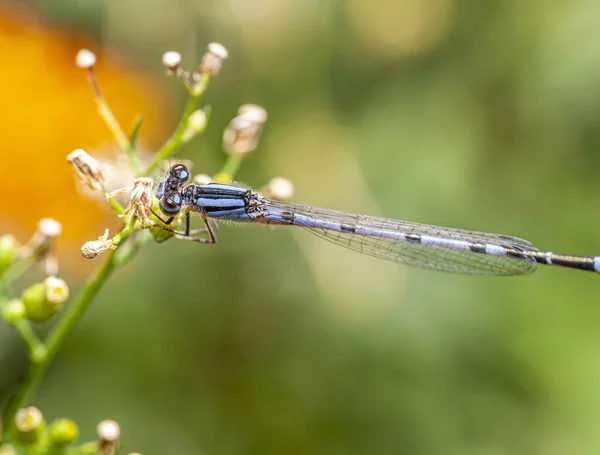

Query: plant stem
(0, 246), (128, 439)
(140, 74), (210, 177)
(213, 154), (244, 183)
(12, 320), (46, 362)
(88, 68), (139, 174)
(0, 255), (36, 292)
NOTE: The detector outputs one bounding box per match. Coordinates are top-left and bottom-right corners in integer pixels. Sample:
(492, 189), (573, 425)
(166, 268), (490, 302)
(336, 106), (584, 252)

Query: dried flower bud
(222, 104), (268, 155)
(193, 173), (213, 185)
(22, 277), (68, 323)
(199, 42), (228, 78)
(12, 407), (45, 447)
(25, 218), (62, 275)
(162, 51), (182, 73)
(266, 177), (294, 200)
(81, 229), (116, 259)
(48, 418), (79, 449)
(97, 420), (120, 455)
(67, 149), (105, 191)
(122, 178), (155, 227)
(0, 234), (18, 276)
(75, 49), (96, 68)
(1, 299), (26, 324)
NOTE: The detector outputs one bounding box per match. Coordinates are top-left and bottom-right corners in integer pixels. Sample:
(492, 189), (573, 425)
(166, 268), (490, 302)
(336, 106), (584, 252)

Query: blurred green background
(1, 0), (600, 454)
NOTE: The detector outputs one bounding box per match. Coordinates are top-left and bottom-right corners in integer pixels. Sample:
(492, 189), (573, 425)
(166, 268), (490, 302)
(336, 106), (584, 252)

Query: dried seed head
(222, 104), (268, 155)
(81, 229), (116, 259)
(125, 178), (155, 226)
(199, 42), (229, 78)
(162, 51), (182, 72)
(75, 49), (96, 68)
(67, 148), (105, 191)
(193, 173), (213, 185)
(266, 177), (294, 200)
(44, 276), (69, 305)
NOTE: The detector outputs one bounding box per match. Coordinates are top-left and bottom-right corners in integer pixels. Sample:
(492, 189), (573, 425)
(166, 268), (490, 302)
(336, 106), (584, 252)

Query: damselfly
(152, 164), (600, 276)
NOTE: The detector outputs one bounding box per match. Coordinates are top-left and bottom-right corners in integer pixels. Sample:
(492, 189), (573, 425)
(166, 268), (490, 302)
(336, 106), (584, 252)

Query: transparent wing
(261, 200), (538, 276)
(306, 226), (537, 275)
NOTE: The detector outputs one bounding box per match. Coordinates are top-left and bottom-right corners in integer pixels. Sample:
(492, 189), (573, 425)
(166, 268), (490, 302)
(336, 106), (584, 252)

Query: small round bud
(48, 418), (79, 449)
(187, 110), (207, 132)
(207, 42), (229, 60)
(193, 173), (213, 185)
(22, 277), (68, 323)
(2, 299), (26, 324)
(0, 234), (18, 275)
(237, 104), (268, 123)
(81, 229), (116, 259)
(97, 419), (120, 441)
(222, 104), (268, 155)
(12, 407), (45, 447)
(162, 51), (182, 70)
(199, 42), (229, 78)
(267, 177), (294, 200)
(44, 276), (69, 305)
(37, 218), (62, 238)
(75, 49), (96, 68)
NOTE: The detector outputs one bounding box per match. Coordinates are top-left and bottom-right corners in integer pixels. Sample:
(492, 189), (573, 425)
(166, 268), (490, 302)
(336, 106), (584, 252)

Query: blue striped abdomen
(185, 183), (253, 221)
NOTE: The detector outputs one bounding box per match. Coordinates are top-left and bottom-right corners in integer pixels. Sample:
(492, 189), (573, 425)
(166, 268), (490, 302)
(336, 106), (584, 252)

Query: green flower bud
(1, 299), (26, 324)
(0, 235), (18, 276)
(22, 276), (69, 323)
(12, 407), (45, 448)
(48, 418), (79, 449)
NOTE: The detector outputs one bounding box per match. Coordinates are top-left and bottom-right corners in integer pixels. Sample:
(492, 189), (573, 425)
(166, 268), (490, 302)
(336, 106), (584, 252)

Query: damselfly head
(168, 164), (190, 183)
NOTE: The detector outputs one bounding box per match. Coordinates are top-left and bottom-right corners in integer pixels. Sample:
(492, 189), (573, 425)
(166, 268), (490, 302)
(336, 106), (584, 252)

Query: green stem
(88, 68), (139, 174)
(0, 246), (128, 439)
(213, 154), (244, 183)
(64, 441), (99, 455)
(12, 319), (46, 362)
(140, 74), (210, 177)
(107, 197), (125, 215)
(0, 255), (36, 291)
(97, 101), (139, 174)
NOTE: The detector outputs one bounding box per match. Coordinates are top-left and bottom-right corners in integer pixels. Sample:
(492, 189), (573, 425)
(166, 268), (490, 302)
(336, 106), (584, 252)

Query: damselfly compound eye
(169, 164), (190, 182)
(160, 195), (182, 216)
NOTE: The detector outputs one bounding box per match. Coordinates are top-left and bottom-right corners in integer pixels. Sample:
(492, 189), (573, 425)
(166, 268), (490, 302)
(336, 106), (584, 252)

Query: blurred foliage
(2, 0), (600, 454)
